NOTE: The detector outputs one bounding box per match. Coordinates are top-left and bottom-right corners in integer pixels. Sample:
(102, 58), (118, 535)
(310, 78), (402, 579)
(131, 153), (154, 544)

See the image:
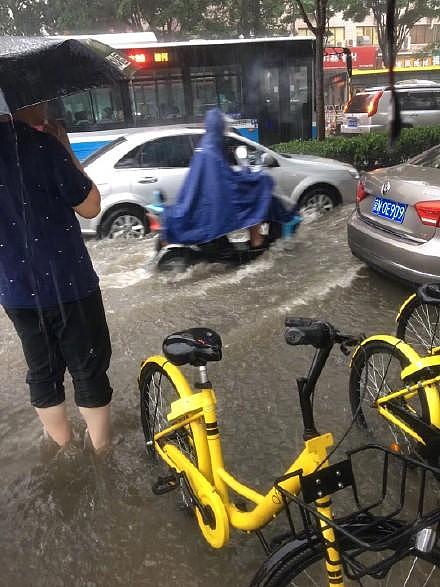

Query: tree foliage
(0, 0), (290, 37)
(343, 1), (440, 67)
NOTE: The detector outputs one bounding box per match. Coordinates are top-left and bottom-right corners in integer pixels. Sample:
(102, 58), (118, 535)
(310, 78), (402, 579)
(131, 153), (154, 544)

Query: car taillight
(356, 179), (367, 203)
(367, 91), (383, 117)
(415, 200), (440, 227)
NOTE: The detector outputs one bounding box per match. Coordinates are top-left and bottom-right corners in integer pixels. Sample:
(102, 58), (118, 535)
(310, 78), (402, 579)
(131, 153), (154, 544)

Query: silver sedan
(80, 126), (359, 239)
(348, 145), (440, 283)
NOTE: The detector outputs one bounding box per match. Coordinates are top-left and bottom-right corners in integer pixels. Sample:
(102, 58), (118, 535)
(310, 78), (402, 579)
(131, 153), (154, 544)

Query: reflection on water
(1, 206), (437, 586)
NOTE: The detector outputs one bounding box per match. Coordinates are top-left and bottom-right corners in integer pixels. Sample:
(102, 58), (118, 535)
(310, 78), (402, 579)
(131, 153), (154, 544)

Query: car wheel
(299, 187), (338, 220)
(100, 207), (149, 240)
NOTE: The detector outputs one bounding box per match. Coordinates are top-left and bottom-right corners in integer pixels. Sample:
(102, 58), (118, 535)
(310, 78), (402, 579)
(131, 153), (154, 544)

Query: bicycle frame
(144, 355), (346, 585)
(351, 335), (440, 450)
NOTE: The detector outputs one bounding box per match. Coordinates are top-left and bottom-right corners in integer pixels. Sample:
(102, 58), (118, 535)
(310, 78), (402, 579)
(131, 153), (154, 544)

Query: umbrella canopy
(0, 36), (136, 112)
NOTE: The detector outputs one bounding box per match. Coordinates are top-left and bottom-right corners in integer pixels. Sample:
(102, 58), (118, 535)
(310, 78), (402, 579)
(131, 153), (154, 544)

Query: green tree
(43, 0), (124, 34)
(0, 1), (44, 34)
(343, 1), (440, 68)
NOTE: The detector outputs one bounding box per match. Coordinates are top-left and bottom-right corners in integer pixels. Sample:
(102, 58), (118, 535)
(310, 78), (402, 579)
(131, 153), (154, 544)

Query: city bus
(50, 35), (315, 159)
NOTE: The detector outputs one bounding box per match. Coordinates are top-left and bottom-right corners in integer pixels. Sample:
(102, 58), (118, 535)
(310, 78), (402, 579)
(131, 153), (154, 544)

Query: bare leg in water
(36, 403), (111, 453)
(249, 225), (265, 248)
(35, 403), (72, 447)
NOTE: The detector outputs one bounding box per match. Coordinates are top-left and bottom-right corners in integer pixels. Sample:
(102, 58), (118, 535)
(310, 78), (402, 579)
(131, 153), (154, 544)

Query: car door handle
(138, 177), (158, 184)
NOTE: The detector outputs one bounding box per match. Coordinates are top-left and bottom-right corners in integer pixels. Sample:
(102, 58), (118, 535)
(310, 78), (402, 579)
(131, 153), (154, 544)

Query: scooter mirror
(234, 145), (248, 163)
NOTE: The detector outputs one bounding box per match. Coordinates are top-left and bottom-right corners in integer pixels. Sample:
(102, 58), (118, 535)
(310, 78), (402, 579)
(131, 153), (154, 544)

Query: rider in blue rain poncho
(162, 108), (296, 246)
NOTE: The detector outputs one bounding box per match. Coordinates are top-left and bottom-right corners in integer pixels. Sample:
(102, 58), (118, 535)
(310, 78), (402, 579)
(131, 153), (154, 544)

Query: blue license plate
(372, 197), (407, 224)
(348, 118), (358, 127)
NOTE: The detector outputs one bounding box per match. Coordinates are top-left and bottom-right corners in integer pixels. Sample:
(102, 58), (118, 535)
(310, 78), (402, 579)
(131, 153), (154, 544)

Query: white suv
(341, 80), (440, 134)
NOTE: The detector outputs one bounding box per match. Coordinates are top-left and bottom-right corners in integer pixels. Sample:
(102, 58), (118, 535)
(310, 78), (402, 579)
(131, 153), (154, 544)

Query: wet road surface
(1, 206), (434, 586)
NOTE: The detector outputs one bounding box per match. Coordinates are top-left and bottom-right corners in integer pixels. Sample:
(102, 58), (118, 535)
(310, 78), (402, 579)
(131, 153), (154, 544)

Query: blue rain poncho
(163, 109), (293, 245)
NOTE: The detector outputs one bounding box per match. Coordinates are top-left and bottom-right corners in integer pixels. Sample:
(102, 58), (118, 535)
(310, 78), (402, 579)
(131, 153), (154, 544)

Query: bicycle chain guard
(164, 443), (230, 548)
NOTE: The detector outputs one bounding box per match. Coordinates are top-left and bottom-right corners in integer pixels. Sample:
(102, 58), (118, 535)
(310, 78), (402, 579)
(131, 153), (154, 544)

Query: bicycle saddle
(163, 328), (222, 366)
(284, 317), (334, 349)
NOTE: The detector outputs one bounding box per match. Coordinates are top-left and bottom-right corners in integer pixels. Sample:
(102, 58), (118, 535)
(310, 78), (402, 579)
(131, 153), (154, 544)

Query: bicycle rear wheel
(349, 341), (430, 457)
(250, 538), (440, 586)
(138, 361), (199, 465)
(397, 295), (440, 355)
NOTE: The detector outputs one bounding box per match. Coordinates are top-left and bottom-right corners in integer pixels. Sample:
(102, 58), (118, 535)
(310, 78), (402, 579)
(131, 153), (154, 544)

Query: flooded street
(0, 205), (425, 586)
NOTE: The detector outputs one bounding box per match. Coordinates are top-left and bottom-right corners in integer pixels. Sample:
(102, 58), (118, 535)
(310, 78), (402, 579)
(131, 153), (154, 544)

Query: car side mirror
(261, 152), (276, 167)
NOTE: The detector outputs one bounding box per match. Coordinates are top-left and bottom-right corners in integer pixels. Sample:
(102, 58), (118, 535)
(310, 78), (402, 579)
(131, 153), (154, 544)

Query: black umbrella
(0, 36), (136, 112)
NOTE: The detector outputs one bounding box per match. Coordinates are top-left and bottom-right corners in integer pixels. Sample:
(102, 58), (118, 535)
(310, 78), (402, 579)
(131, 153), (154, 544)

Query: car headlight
(348, 168), (360, 180)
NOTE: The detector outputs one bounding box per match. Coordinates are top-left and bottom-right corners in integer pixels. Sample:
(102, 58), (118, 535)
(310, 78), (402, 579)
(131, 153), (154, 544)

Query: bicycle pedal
(152, 474), (179, 495)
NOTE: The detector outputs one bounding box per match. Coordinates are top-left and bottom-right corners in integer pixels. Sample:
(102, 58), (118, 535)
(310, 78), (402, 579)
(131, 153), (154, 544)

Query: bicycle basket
(275, 444), (440, 581)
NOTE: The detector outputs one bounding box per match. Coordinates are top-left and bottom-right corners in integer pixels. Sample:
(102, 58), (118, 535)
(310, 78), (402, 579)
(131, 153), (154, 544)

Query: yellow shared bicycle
(139, 319), (440, 586)
(349, 330), (440, 467)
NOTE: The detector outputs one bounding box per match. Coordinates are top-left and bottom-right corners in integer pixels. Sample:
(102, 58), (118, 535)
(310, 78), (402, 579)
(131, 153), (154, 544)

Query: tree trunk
(315, 30), (325, 140)
(251, 0), (263, 36)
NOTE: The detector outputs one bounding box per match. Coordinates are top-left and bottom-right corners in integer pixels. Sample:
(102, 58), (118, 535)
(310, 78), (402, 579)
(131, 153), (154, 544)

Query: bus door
(285, 65), (311, 141)
(259, 67), (281, 145)
(258, 64), (312, 144)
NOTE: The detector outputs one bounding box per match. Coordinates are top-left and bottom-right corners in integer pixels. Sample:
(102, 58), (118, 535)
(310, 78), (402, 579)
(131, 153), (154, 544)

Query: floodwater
(0, 206), (437, 586)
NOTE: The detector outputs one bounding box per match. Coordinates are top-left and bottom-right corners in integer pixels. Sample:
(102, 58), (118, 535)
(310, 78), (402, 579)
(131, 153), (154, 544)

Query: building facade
(294, 12), (440, 107)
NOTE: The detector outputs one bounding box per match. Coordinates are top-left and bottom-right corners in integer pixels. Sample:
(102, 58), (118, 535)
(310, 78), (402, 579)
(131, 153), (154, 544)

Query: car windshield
(409, 145), (440, 168)
(82, 136), (127, 166)
(345, 93), (376, 113)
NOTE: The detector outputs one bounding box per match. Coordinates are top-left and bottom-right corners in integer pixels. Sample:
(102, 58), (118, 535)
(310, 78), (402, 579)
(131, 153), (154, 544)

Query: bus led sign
(127, 50), (170, 66)
(128, 52), (148, 64)
(154, 52), (169, 63)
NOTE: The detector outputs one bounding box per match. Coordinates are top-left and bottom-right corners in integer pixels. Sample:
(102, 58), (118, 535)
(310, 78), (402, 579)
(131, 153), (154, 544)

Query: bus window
(133, 80), (158, 122)
(190, 66), (242, 117)
(61, 87), (125, 130)
(62, 92), (94, 129)
(91, 87), (124, 124)
(133, 70), (185, 122)
(156, 72), (185, 120)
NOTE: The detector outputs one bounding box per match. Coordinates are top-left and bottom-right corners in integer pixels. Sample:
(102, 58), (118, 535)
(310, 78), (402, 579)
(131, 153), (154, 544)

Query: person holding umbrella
(0, 100), (113, 455)
(0, 37), (136, 458)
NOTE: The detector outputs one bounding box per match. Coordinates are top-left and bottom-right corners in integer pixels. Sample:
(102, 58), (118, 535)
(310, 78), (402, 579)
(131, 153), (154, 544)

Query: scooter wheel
(156, 247), (191, 272)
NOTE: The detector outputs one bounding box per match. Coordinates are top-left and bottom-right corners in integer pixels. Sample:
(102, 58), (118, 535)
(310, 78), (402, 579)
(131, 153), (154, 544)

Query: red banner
(324, 46), (378, 70)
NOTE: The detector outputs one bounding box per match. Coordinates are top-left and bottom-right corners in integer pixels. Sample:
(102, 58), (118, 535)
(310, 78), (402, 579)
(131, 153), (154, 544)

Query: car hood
(369, 163), (440, 188)
(279, 152), (357, 173)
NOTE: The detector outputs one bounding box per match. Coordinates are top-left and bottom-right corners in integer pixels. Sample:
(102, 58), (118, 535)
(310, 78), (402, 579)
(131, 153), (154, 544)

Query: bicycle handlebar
(284, 317), (362, 354)
(284, 317), (363, 440)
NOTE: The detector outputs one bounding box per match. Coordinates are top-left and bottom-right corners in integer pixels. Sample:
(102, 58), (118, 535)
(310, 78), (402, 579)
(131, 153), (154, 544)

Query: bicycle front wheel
(397, 294), (440, 355)
(349, 341), (430, 457)
(250, 539), (440, 586)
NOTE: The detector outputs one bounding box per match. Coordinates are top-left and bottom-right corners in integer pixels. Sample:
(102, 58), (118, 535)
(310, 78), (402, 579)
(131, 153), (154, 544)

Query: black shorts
(4, 289), (112, 408)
